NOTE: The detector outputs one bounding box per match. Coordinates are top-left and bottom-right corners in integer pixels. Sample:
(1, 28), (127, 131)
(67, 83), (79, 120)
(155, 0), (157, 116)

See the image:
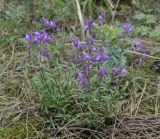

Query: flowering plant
(25, 13), (151, 126)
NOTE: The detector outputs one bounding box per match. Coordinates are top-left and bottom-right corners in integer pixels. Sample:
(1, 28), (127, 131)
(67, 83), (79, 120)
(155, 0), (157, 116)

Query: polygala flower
(84, 19), (97, 31)
(72, 37), (82, 48)
(41, 17), (60, 32)
(113, 67), (120, 74)
(113, 78), (119, 85)
(120, 68), (126, 77)
(82, 51), (90, 60)
(95, 50), (109, 62)
(143, 49), (151, 54)
(98, 12), (106, 23)
(78, 72), (86, 83)
(78, 71), (90, 89)
(113, 67), (126, 77)
(25, 45), (32, 49)
(25, 33), (32, 41)
(122, 23), (132, 34)
(117, 34), (123, 39)
(136, 40), (142, 52)
(99, 68), (107, 77)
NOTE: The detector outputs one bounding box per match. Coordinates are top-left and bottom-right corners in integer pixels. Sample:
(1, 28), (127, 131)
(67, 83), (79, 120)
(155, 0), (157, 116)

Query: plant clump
(24, 13), (152, 127)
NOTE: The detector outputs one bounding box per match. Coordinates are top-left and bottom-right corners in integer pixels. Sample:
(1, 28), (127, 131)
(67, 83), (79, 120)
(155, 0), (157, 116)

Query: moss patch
(0, 118), (40, 139)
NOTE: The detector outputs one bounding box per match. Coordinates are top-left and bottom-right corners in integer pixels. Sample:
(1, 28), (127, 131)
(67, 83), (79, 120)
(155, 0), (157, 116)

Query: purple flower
(98, 12), (106, 23)
(42, 33), (53, 43)
(78, 71), (89, 88)
(72, 37), (82, 48)
(78, 67), (91, 89)
(25, 33), (32, 41)
(84, 19), (96, 31)
(70, 53), (75, 59)
(41, 17), (50, 26)
(82, 51), (90, 60)
(32, 40), (39, 46)
(42, 17), (53, 28)
(89, 58), (97, 66)
(41, 17), (60, 32)
(49, 20), (54, 28)
(117, 34), (123, 39)
(25, 45), (32, 49)
(100, 55), (109, 62)
(120, 68), (126, 77)
(78, 72), (85, 83)
(95, 54), (109, 62)
(95, 54), (101, 61)
(99, 68), (107, 77)
(143, 49), (151, 54)
(113, 78), (119, 85)
(94, 47), (109, 62)
(34, 31), (41, 41)
(136, 40), (142, 52)
(122, 23), (132, 34)
(113, 67), (120, 74)
(92, 34), (96, 39)
(55, 25), (60, 32)
(33, 30), (53, 44)
(99, 47), (105, 53)
(53, 22), (61, 32)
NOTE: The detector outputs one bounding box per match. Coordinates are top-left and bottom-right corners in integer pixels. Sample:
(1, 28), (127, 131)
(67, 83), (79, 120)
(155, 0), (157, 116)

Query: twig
(112, 0), (120, 23)
(124, 50), (160, 60)
(75, 0), (84, 37)
(155, 81), (160, 115)
(0, 0), (4, 12)
(107, 0), (114, 8)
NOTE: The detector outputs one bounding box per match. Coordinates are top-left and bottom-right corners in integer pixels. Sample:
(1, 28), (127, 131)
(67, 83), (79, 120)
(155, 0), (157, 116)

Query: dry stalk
(135, 82), (147, 115)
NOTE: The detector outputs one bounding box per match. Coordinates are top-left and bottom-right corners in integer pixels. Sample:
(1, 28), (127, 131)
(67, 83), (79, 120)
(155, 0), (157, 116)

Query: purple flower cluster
(25, 30), (53, 46)
(84, 12), (106, 31)
(72, 37), (83, 48)
(122, 23), (132, 34)
(113, 67), (126, 85)
(70, 36), (110, 88)
(99, 68), (107, 77)
(25, 27), (54, 60)
(136, 40), (142, 52)
(113, 67), (126, 77)
(134, 40), (151, 66)
(84, 19), (97, 31)
(98, 12), (106, 24)
(78, 66), (91, 89)
(41, 17), (60, 32)
(117, 34), (123, 40)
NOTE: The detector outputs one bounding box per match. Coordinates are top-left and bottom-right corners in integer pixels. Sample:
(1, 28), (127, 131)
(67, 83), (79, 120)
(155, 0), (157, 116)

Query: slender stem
(32, 46), (51, 93)
(124, 50), (160, 60)
(111, 0), (120, 23)
(75, 0), (85, 39)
